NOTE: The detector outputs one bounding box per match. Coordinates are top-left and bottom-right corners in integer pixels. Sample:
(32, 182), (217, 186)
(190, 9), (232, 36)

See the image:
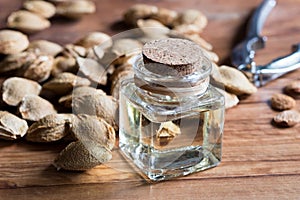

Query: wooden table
(1, 0), (300, 199)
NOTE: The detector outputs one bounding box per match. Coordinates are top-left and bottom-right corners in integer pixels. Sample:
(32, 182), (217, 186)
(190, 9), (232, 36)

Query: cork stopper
(142, 38), (203, 76)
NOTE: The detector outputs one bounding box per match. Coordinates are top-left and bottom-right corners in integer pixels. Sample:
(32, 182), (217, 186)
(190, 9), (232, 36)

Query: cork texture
(142, 38), (203, 76)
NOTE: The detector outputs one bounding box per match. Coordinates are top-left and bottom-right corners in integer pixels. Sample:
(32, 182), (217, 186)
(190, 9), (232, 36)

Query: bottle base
(120, 143), (221, 182)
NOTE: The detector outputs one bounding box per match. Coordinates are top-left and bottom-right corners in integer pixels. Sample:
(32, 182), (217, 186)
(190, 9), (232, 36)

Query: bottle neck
(134, 75), (210, 98)
(133, 55), (211, 98)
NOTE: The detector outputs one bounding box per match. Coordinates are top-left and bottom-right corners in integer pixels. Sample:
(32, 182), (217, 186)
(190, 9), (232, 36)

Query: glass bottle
(119, 39), (225, 181)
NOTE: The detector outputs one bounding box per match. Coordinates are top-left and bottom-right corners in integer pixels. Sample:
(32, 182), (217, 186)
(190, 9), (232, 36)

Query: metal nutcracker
(231, 0), (300, 87)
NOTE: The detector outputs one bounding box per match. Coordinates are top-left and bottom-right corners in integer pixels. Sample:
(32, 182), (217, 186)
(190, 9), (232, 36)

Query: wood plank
(1, 175), (299, 200)
(0, 138), (300, 188)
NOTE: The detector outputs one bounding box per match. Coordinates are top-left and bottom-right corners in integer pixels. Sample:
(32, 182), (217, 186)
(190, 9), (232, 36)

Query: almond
(0, 111), (28, 140)
(19, 95), (57, 121)
(218, 65), (257, 95)
(23, 0), (56, 18)
(273, 110), (300, 127)
(7, 10), (50, 33)
(0, 30), (29, 54)
(270, 93), (296, 111)
(284, 80), (300, 99)
(26, 114), (74, 142)
(53, 140), (112, 171)
(28, 40), (63, 57)
(43, 72), (91, 95)
(56, 0), (96, 19)
(2, 77), (41, 106)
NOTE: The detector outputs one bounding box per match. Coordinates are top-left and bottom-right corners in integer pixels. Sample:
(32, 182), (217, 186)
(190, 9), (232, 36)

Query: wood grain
(1, 175), (299, 200)
(0, 0), (300, 199)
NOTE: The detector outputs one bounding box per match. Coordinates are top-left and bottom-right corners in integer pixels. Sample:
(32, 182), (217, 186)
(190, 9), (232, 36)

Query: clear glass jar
(119, 51), (225, 181)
